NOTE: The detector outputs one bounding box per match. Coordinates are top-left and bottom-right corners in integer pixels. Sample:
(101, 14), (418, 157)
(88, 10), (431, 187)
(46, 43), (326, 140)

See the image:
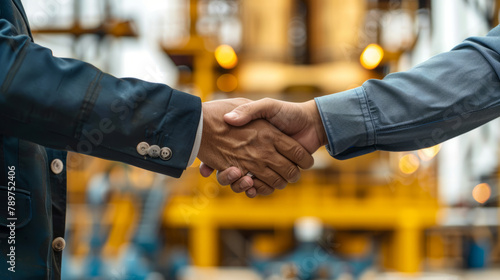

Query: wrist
(305, 100), (328, 146)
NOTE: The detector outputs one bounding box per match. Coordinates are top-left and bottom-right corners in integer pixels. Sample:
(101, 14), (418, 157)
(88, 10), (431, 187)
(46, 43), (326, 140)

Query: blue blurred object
(464, 236), (491, 269)
(252, 239), (374, 280)
(165, 248), (191, 279)
(62, 171), (192, 280)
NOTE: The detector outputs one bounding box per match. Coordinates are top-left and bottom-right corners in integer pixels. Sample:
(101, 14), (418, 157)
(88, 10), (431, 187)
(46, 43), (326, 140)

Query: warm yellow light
(346, 83), (360, 90)
(418, 145), (441, 161)
(217, 73), (238, 92)
(128, 166), (155, 189)
(360, 43), (384, 70)
(399, 154), (420, 175)
(109, 165), (127, 187)
(472, 183), (491, 204)
(215, 44), (238, 69)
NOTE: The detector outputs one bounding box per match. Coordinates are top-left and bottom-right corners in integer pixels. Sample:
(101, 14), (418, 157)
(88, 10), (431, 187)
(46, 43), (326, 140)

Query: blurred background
(21, 0), (500, 279)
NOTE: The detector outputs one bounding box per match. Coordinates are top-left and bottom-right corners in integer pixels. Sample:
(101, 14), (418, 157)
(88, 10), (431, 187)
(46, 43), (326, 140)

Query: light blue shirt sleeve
(315, 25), (500, 160)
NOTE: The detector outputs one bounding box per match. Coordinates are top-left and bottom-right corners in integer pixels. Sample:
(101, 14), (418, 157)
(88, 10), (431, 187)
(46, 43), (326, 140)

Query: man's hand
(225, 98), (328, 153)
(201, 98), (328, 197)
(197, 98), (314, 196)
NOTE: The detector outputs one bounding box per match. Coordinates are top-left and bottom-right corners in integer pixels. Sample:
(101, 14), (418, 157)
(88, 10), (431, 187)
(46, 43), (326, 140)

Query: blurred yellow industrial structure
(162, 0), (438, 274)
(27, 0), (500, 279)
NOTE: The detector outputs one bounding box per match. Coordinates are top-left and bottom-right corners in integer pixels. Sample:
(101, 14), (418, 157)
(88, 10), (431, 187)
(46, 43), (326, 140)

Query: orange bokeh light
(399, 154), (420, 175)
(360, 43), (384, 70)
(418, 145), (441, 161)
(215, 44), (238, 69)
(217, 73), (238, 92)
(472, 183), (491, 204)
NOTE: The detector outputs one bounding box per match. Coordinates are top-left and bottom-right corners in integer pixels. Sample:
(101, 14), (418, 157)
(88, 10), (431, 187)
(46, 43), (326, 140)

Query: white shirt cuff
(187, 111), (203, 167)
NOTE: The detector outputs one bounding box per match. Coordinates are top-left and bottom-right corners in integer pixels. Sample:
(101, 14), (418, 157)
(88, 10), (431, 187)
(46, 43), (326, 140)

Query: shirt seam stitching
(359, 87), (377, 147)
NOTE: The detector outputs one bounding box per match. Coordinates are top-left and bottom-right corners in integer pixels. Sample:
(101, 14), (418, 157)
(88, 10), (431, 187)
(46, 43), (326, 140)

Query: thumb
(224, 98), (280, 126)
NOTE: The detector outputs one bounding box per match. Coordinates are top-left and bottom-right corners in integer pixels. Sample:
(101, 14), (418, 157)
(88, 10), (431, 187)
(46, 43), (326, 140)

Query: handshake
(197, 98), (328, 198)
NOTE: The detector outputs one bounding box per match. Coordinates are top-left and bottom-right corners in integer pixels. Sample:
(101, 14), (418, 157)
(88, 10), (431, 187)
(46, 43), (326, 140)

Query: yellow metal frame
(164, 155), (439, 273)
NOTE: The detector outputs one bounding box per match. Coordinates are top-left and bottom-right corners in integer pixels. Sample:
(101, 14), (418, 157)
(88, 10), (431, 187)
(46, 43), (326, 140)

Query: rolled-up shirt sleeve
(316, 24), (500, 160)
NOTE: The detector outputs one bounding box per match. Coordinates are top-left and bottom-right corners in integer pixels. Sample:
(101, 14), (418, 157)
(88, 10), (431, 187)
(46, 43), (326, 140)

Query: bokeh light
(399, 154), (420, 175)
(472, 183), (491, 204)
(360, 43), (384, 70)
(215, 44), (238, 69)
(418, 145), (441, 161)
(128, 166), (156, 189)
(217, 73), (238, 92)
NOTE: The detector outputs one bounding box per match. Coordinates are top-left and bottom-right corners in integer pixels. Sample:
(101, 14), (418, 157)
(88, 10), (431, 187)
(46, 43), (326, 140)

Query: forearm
(0, 19), (201, 177)
(316, 25), (500, 159)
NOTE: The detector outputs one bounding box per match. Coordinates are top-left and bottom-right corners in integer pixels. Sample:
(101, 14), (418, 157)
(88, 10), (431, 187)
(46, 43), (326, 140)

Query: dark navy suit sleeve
(0, 19), (201, 177)
(315, 25), (500, 159)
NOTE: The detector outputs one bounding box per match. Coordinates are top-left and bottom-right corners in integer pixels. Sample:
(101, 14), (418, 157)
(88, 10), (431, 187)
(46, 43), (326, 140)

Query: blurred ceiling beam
(237, 61), (374, 94)
(32, 0), (137, 38)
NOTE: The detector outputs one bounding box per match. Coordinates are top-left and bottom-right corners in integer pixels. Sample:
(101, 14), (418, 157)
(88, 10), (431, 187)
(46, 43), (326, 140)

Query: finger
(264, 154), (301, 184)
(216, 167), (243, 185)
(224, 98), (281, 127)
(199, 163), (215, 177)
(252, 178), (275, 196)
(230, 176), (254, 193)
(274, 134), (314, 169)
(248, 167), (287, 190)
(245, 187), (257, 198)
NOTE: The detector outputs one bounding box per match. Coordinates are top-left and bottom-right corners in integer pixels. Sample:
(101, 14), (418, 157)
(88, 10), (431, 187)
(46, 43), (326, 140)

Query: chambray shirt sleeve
(315, 25), (500, 160)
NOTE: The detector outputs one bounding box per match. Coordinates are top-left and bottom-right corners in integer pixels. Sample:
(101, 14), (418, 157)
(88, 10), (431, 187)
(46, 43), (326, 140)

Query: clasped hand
(197, 98), (328, 198)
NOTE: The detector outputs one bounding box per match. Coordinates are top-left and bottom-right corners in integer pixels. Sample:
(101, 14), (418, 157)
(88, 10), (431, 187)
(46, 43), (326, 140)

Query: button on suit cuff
(187, 111), (203, 167)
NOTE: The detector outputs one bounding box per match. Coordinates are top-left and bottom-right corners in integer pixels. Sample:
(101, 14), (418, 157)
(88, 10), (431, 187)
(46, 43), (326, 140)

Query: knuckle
(259, 152), (272, 162)
(257, 129), (275, 142)
(256, 184), (274, 196)
(217, 175), (229, 186)
(237, 177), (253, 193)
(237, 103), (252, 113)
(292, 146), (306, 163)
(271, 176), (287, 190)
(286, 165), (300, 183)
(234, 97), (250, 103)
(230, 183), (243, 193)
